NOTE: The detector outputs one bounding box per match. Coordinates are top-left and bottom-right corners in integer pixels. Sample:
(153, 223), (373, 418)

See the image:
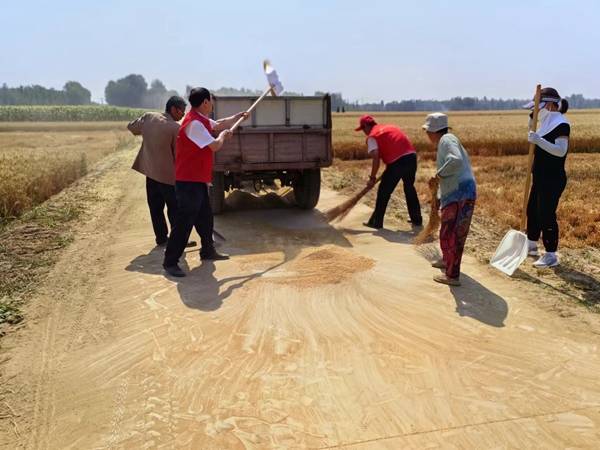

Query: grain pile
(266, 245), (374, 287)
(225, 189), (295, 210)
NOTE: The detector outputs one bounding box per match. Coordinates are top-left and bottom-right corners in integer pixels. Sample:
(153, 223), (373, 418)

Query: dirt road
(2, 149), (600, 449)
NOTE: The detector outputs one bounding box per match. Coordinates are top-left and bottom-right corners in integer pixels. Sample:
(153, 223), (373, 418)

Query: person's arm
(208, 130), (232, 152)
(212, 112), (249, 132)
(170, 130), (177, 160)
(436, 138), (463, 178)
(366, 138), (380, 188)
(528, 132), (569, 157)
(127, 113), (146, 135)
(186, 121), (231, 153)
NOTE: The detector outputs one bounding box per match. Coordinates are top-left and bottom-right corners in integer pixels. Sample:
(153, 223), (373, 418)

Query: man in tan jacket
(128, 96), (189, 246)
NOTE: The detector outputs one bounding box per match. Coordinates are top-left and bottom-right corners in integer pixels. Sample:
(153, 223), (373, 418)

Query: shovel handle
(520, 84), (542, 231)
(229, 86), (274, 133)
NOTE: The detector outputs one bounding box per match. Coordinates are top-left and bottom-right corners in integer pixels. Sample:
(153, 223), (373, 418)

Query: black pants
(146, 177), (177, 245)
(368, 153), (422, 227)
(527, 175), (566, 252)
(163, 181), (214, 267)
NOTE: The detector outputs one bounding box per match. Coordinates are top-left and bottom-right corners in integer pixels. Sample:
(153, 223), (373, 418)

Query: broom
(324, 176), (382, 223)
(414, 178), (440, 245)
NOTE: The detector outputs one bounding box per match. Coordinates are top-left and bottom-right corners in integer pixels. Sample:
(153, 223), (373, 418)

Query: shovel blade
(490, 229), (529, 276)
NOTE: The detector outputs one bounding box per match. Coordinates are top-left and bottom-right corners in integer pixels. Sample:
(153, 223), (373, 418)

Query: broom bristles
(324, 183), (376, 222)
(414, 183), (440, 245)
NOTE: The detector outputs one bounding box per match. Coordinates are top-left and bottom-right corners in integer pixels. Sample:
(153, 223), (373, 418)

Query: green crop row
(0, 105), (150, 122)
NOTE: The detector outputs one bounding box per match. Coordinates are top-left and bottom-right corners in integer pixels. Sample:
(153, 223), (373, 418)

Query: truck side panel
(212, 96), (332, 172)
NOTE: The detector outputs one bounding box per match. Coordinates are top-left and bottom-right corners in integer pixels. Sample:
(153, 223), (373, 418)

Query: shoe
(533, 252), (559, 268)
(185, 240), (197, 248)
(527, 240), (539, 257)
(363, 222), (382, 230)
(431, 258), (446, 269)
(156, 239), (168, 247)
(201, 250), (230, 261)
(163, 264), (186, 277)
(433, 274), (461, 286)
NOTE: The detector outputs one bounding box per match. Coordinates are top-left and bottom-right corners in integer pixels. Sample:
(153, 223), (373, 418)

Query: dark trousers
(163, 181), (214, 267)
(368, 153), (422, 227)
(526, 176), (566, 252)
(146, 177), (177, 245)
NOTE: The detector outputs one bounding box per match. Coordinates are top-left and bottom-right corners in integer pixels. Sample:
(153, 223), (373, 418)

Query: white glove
(528, 131), (542, 145)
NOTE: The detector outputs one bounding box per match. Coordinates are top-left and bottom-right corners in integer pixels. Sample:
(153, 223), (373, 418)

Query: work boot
(527, 240), (539, 257)
(533, 252), (559, 268)
(200, 249), (230, 261)
(363, 221), (382, 230)
(431, 258), (446, 269)
(163, 264), (186, 277)
(408, 218), (423, 227)
(433, 274), (461, 286)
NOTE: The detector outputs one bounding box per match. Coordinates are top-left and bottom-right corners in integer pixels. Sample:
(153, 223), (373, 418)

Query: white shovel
(229, 59), (284, 133)
(490, 84), (541, 276)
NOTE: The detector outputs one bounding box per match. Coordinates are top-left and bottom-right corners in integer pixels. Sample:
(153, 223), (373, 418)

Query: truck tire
(293, 169), (321, 209)
(209, 172), (225, 215)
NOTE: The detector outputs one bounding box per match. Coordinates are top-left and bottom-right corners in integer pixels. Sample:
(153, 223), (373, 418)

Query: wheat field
(0, 122), (134, 222)
(333, 110), (600, 159)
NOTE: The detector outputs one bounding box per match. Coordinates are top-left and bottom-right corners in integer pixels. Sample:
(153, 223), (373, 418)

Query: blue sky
(2, 0), (599, 102)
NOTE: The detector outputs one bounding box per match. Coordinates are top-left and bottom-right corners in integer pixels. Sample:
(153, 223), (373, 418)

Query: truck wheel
(293, 169), (321, 209)
(210, 172), (225, 215)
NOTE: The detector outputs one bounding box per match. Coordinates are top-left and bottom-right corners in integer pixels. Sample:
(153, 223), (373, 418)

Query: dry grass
(333, 110), (600, 160)
(0, 122), (134, 222)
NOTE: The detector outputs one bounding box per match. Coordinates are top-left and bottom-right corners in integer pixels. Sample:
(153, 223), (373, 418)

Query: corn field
(0, 105), (148, 122)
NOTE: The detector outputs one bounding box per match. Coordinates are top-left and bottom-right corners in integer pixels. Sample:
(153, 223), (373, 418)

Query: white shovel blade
(264, 60), (284, 95)
(490, 229), (528, 276)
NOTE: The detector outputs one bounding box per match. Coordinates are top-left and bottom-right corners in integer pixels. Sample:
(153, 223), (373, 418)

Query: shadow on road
(339, 226), (420, 245)
(176, 260), (285, 312)
(125, 201), (355, 311)
(450, 274), (508, 327)
(514, 264), (600, 309)
(125, 245), (168, 275)
(414, 244), (508, 327)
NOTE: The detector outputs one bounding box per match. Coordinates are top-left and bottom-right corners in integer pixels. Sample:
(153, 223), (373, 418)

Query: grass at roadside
(0, 123), (137, 332)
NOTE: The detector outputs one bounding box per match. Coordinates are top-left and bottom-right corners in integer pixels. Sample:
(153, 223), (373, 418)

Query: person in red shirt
(356, 115), (422, 229)
(163, 87), (247, 277)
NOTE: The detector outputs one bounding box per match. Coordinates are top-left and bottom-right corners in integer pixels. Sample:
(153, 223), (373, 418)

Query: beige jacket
(129, 112), (179, 185)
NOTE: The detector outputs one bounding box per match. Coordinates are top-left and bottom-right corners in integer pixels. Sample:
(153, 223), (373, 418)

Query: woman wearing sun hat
(423, 113), (477, 286)
(524, 87), (570, 268)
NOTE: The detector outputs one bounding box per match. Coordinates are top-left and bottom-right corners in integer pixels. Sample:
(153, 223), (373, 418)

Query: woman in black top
(525, 87), (570, 268)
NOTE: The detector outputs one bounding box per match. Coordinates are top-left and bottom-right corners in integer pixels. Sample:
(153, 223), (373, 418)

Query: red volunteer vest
(368, 124), (415, 165)
(175, 110), (214, 183)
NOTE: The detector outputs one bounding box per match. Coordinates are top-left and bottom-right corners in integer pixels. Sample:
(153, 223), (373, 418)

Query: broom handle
(229, 86), (274, 133)
(520, 84), (542, 231)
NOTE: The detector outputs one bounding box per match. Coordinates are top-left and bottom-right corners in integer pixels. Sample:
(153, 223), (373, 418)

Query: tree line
(323, 92), (600, 112)
(2, 76), (600, 110)
(0, 82), (91, 105)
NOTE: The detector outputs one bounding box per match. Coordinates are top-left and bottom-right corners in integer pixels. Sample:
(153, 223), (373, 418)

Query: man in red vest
(163, 87), (247, 277)
(356, 115), (422, 229)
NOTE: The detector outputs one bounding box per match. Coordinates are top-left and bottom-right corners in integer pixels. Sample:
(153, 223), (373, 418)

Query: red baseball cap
(355, 114), (376, 131)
